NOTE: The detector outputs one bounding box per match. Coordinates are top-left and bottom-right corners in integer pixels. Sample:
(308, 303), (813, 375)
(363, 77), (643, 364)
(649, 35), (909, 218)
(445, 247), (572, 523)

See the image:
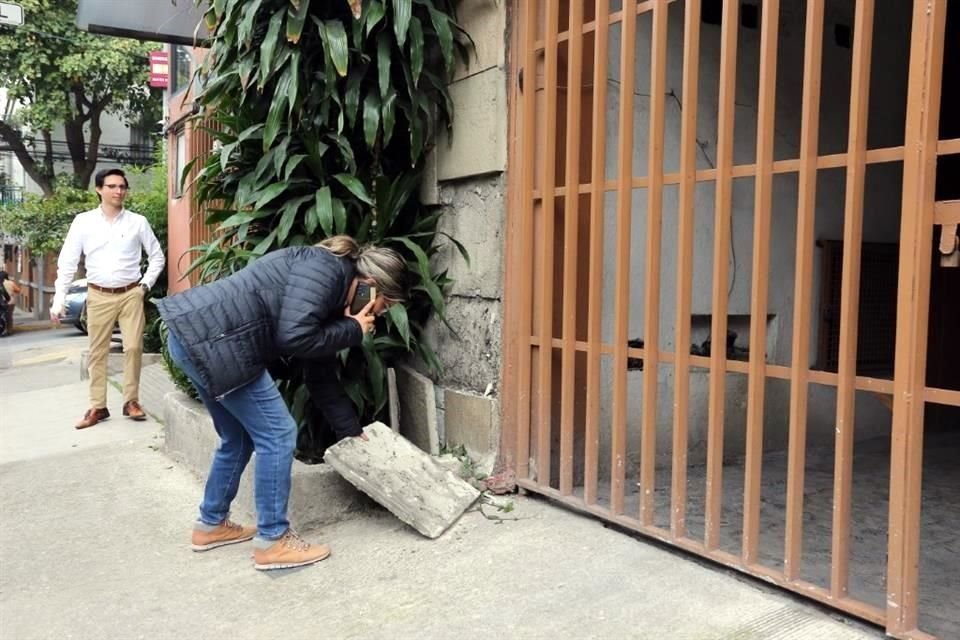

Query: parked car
(59, 279), (89, 333)
(59, 279), (124, 337)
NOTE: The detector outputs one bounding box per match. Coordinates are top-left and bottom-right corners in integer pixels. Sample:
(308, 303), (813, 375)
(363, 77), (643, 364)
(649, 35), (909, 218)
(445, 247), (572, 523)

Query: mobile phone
(350, 283), (377, 314)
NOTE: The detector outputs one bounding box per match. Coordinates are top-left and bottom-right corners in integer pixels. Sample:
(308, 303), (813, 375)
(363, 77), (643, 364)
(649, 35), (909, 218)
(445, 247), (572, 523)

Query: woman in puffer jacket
(157, 235), (407, 570)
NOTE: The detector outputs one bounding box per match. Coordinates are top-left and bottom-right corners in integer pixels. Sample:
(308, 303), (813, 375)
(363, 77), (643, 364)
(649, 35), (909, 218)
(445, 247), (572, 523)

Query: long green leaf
(326, 134), (357, 173)
(287, 50), (301, 117)
(332, 198), (347, 234)
(439, 231), (470, 266)
(427, 8), (454, 73)
(219, 208), (273, 230)
(386, 303), (411, 349)
(252, 227), (279, 255)
(373, 335), (408, 350)
(377, 31), (391, 98)
(362, 343), (386, 410)
(381, 90), (397, 146)
(238, 54), (256, 89)
(273, 136), (292, 175)
(363, 91), (381, 149)
(422, 69), (454, 126)
(342, 377), (364, 410)
(277, 194), (312, 242)
(218, 141), (238, 173)
(408, 16), (424, 83)
(263, 84), (288, 149)
(237, 123), (265, 142)
(344, 63), (366, 128)
(254, 148), (278, 182)
(416, 340), (443, 374)
(254, 183), (288, 209)
(237, 0), (263, 49)
(334, 174), (374, 205)
(409, 115), (424, 166)
(392, 0), (412, 46)
(392, 236), (444, 312)
(364, 0), (385, 35)
(314, 186), (333, 236)
(286, 0), (310, 43)
(258, 8), (286, 89)
(323, 20), (350, 77)
(305, 204), (319, 236)
(283, 154), (307, 181)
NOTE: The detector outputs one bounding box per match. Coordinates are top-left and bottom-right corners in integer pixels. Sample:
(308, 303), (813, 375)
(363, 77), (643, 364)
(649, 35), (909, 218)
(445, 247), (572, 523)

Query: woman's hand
(345, 298), (377, 336)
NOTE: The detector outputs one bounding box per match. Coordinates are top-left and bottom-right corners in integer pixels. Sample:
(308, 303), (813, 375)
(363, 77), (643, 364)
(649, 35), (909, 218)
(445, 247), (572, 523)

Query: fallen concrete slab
(324, 422), (480, 539)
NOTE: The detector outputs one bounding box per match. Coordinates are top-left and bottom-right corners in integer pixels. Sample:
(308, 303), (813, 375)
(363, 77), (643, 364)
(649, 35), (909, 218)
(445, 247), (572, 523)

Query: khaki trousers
(86, 286), (145, 408)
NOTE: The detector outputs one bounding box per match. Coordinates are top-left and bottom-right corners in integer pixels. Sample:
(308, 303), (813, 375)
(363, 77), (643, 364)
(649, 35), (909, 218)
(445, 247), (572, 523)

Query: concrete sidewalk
(0, 338), (883, 640)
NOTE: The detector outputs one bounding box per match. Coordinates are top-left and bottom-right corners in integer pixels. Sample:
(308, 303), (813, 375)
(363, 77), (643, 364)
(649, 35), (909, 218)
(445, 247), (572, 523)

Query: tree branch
(79, 105), (104, 189)
(41, 130), (54, 180)
(0, 120), (54, 196)
(71, 88), (93, 123)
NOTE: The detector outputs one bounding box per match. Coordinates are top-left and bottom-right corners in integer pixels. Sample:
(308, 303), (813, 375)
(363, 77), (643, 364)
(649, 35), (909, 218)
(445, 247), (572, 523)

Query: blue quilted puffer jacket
(156, 246), (362, 401)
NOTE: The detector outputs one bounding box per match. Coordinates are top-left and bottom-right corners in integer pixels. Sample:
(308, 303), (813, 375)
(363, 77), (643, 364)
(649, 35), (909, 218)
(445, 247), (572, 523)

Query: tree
(0, 0), (161, 196)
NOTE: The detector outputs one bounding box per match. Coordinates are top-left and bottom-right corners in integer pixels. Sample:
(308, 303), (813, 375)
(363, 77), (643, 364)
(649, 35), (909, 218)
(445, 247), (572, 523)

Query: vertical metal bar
(742, 0), (781, 565)
(784, 0), (825, 582)
(611, 0), (638, 515)
(584, 0), (610, 506)
(830, 0), (875, 599)
(559, 0), (585, 496)
(639, 0), (669, 526)
(671, 0), (702, 540)
(887, 0), (946, 633)
(499, 0), (528, 478)
(516, 0), (539, 481)
(705, 0), (740, 551)
(536, 0), (561, 487)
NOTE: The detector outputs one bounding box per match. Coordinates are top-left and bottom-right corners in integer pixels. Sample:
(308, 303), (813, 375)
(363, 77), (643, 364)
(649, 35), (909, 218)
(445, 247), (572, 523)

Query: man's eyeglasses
(102, 184), (128, 191)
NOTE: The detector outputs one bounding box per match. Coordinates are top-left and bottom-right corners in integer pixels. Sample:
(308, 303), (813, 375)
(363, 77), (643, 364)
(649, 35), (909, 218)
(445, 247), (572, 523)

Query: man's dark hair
(94, 168), (129, 190)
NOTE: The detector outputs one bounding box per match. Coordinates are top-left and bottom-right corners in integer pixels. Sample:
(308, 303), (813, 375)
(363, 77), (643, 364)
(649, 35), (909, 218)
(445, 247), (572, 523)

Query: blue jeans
(167, 331), (295, 540)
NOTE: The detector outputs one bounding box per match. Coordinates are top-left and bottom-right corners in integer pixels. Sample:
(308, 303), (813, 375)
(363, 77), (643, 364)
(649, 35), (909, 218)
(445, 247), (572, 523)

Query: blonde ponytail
(316, 235), (361, 259)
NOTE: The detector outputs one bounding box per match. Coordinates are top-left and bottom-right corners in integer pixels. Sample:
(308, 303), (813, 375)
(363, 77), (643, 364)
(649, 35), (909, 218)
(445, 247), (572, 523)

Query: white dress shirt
(52, 206), (166, 312)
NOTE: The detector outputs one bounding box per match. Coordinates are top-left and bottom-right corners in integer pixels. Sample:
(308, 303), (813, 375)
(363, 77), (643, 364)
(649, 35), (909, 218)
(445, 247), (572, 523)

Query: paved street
(0, 328), (884, 640)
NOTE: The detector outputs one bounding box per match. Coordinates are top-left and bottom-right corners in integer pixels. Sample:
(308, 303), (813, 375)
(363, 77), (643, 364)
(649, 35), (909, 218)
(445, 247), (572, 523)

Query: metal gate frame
(500, 2), (960, 638)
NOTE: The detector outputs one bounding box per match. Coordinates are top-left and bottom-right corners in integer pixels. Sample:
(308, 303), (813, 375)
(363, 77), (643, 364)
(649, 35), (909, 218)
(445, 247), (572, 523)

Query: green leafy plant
(159, 321), (200, 401)
(185, 0), (471, 456)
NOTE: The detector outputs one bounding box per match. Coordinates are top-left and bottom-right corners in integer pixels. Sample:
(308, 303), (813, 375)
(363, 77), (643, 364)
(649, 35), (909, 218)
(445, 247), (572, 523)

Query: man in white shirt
(51, 168), (166, 429)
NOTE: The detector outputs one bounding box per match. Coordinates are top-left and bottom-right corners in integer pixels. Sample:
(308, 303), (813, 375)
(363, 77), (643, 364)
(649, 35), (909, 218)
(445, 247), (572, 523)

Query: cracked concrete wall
(418, 175), (506, 470)
(407, 0), (509, 468)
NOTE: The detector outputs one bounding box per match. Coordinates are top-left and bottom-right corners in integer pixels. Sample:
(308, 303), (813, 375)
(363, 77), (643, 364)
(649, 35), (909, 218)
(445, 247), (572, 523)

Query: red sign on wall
(149, 51), (169, 89)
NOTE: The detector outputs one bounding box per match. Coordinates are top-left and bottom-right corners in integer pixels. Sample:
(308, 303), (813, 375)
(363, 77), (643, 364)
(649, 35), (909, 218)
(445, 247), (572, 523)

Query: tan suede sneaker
(253, 530), (331, 571)
(191, 520), (256, 552)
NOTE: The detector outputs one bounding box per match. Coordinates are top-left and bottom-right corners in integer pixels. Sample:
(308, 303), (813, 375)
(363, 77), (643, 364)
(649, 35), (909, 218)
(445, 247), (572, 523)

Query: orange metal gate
(502, 1), (960, 638)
